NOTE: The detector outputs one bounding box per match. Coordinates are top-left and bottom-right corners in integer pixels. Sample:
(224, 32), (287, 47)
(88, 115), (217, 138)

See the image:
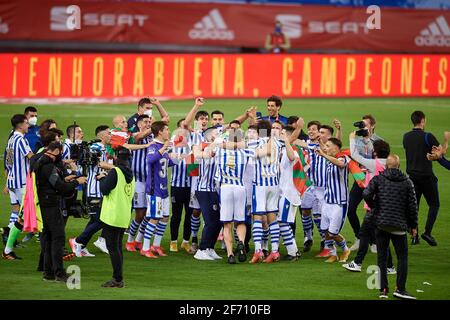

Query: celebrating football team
(2, 95), (449, 299)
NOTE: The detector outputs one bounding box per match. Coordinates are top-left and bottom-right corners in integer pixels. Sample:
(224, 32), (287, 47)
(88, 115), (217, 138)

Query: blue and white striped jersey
(243, 139), (259, 191)
(170, 142), (192, 188)
(214, 147), (255, 186)
(324, 156), (350, 205)
(5, 131), (32, 189)
(197, 156), (217, 192)
(131, 136), (152, 183)
(190, 130), (204, 192)
(253, 137), (283, 187)
(306, 140), (327, 188)
(86, 142), (110, 198)
(62, 139), (72, 160)
(190, 131), (204, 146)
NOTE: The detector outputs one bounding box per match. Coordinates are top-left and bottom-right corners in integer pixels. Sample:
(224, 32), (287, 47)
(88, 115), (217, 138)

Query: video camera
(65, 198), (101, 219)
(70, 139), (102, 167)
(67, 137), (103, 219)
(353, 121), (369, 137)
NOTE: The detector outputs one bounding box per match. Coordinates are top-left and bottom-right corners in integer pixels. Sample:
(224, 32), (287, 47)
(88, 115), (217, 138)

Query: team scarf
(336, 149), (366, 188)
(106, 128), (136, 158)
(186, 142), (209, 177)
(292, 145), (312, 196)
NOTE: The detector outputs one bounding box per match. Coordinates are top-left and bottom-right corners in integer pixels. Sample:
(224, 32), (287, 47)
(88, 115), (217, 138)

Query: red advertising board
(0, 0), (449, 52)
(0, 53), (448, 101)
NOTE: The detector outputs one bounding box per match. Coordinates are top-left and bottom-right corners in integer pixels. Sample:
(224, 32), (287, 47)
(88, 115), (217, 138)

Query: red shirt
(270, 33), (286, 53)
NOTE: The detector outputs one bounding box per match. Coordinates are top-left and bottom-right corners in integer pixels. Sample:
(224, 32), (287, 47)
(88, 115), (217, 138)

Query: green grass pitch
(0, 98), (449, 300)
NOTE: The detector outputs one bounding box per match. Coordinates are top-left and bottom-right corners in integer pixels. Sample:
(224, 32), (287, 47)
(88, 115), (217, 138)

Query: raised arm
(289, 117), (305, 144)
(235, 106), (257, 126)
(333, 119), (342, 141)
(181, 97), (204, 130)
(150, 98), (170, 123)
(282, 136), (296, 161)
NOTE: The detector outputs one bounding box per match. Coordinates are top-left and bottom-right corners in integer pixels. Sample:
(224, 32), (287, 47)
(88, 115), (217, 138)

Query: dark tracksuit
(34, 154), (80, 278)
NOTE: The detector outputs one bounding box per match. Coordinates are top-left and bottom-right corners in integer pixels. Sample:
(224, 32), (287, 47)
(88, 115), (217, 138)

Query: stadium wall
(0, 53), (449, 102)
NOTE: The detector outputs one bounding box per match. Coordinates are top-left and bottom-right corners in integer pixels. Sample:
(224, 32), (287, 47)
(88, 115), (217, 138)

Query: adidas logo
(415, 15), (450, 47)
(188, 9), (235, 40)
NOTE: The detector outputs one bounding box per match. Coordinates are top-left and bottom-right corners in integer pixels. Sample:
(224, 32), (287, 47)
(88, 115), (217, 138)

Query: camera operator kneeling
(99, 147), (135, 288)
(34, 142), (87, 282)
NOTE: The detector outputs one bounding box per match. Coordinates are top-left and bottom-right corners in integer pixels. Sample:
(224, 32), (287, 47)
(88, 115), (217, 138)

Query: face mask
(144, 110), (153, 118)
(28, 117), (38, 126)
(75, 139), (83, 144)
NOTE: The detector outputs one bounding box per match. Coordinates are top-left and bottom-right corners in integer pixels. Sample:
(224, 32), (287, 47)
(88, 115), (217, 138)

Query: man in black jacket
(363, 154), (418, 300)
(34, 142), (87, 282)
(403, 110), (440, 246)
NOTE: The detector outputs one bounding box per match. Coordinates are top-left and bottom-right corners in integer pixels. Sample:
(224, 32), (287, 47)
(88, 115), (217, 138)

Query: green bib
(100, 167), (135, 228)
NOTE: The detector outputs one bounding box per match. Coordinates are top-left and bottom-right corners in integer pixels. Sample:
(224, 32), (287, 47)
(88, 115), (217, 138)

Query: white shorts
(146, 195), (170, 219)
(320, 202), (348, 235)
(251, 185), (280, 215)
(220, 184), (247, 223)
(278, 196), (299, 224)
(9, 188), (24, 206)
(189, 178), (201, 210)
(133, 181), (147, 209)
(301, 186), (325, 215)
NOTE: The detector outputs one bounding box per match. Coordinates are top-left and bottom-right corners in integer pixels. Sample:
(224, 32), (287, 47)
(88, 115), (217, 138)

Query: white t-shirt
(279, 148), (301, 206)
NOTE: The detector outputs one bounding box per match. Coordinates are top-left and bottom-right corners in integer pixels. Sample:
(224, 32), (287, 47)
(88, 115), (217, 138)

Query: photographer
(34, 142), (87, 282)
(69, 125), (113, 257)
(347, 115), (383, 252)
(61, 124), (84, 227)
(403, 111), (440, 246)
(99, 147), (135, 288)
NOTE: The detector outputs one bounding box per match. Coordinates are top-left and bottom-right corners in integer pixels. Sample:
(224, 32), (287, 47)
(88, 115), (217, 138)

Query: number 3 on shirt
(159, 158), (168, 178)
